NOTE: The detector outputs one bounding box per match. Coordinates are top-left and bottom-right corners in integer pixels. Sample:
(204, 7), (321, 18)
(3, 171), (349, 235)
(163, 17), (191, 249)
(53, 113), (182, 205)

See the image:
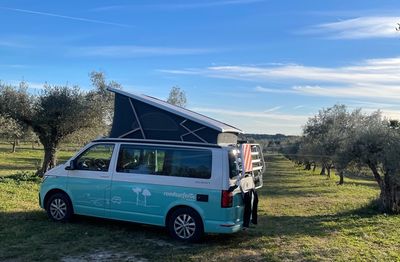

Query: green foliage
(0, 72), (119, 174)
(167, 86), (187, 107)
(292, 104), (400, 213)
(302, 105), (350, 170)
(0, 115), (23, 139)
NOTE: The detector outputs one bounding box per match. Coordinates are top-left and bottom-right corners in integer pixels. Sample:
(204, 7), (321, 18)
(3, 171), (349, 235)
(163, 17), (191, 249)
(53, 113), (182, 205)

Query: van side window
(75, 144), (114, 172)
(117, 145), (212, 179)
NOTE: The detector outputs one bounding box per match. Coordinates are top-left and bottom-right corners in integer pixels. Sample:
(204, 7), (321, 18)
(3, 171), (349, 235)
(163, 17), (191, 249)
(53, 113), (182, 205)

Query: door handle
(100, 175), (110, 178)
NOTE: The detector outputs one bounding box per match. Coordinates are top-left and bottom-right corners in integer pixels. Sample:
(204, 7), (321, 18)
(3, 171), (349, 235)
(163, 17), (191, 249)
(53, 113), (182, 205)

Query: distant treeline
(239, 133), (298, 142)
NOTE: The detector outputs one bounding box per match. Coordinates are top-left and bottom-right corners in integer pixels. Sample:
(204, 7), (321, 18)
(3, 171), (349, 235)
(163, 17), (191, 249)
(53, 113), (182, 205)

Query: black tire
(168, 207), (203, 242)
(46, 193), (73, 222)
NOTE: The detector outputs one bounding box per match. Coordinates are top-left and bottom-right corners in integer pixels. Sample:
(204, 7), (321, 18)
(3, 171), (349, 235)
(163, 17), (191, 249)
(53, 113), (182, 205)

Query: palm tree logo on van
(132, 187), (142, 205)
(130, 187), (158, 208)
(142, 189), (151, 206)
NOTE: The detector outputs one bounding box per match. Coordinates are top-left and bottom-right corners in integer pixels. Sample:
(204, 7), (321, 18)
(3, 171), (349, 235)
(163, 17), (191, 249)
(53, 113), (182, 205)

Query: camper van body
(39, 138), (263, 241)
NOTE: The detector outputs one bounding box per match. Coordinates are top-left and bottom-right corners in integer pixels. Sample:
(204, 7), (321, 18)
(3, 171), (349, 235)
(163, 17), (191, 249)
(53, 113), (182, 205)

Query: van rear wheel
(168, 207), (203, 242)
(46, 193), (73, 222)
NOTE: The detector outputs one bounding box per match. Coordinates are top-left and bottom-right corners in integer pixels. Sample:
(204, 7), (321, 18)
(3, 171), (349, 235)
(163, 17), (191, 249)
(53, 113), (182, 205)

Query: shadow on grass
(0, 164), (35, 171)
(0, 171), (41, 183)
(0, 146), (44, 153)
(0, 198), (385, 262)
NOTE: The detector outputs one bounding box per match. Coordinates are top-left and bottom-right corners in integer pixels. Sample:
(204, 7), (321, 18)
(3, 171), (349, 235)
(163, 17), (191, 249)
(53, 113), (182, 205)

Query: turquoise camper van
(39, 88), (264, 242)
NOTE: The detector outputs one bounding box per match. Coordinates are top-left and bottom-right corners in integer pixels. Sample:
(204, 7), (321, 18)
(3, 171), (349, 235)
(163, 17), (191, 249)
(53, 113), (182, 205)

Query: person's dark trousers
(243, 191), (251, 228)
(251, 189), (258, 225)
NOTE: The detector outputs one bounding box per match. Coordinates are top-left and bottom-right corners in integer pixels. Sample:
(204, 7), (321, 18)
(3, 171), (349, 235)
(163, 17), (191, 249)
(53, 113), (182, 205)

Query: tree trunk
(312, 163), (317, 172)
(368, 162), (384, 189)
(367, 162), (400, 213)
(320, 165), (326, 176)
(338, 171), (344, 185)
(11, 139), (17, 153)
(327, 167), (331, 178)
(38, 144), (58, 176)
(380, 173), (400, 214)
(304, 161), (311, 170)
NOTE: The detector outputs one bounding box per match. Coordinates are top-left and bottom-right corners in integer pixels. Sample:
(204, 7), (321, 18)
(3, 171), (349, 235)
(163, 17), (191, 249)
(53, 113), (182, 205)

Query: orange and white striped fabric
(241, 144), (253, 173)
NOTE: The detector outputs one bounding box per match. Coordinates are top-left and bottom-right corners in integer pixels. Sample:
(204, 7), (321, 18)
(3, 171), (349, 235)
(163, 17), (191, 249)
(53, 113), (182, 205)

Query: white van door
(67, 143), (115, 217)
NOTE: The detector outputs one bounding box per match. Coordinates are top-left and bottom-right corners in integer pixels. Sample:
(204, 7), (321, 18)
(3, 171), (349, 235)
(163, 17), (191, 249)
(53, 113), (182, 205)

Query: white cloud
(189, 107), (309, 135)
(292, 84), (400, 100)
(348, 100), (400, 109)
(208, 57), (400, 84)
(264, 106), (282, 113)
(381, 109), (400, 120)
(161, 57), (400, 101)
(304, 16), (400, 39)
(71, 46), (215, 58)
(254, 86), (297, 94)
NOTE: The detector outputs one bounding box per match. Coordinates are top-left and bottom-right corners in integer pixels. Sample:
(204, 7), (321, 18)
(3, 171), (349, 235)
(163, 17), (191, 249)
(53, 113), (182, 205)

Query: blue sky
(1, 0), (399, 135)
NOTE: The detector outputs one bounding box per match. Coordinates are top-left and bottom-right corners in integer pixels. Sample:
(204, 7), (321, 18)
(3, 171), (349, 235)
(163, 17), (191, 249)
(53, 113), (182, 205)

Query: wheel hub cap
(50, 198), (67, 220)
(174, 214), (196, 239)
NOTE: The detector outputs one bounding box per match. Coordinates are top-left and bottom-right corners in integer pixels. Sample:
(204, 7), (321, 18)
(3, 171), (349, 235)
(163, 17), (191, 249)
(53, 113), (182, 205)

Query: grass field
(0, 144), (399, 261)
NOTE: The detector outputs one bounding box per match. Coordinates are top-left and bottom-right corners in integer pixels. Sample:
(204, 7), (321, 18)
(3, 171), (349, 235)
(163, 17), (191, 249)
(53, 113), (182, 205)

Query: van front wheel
(46, 193), (73, 222)
(168, 207), (203, 242)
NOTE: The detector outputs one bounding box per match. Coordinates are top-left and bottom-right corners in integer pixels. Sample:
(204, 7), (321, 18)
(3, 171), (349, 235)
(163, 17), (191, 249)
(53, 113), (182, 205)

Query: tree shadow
(0, 172), (41, 183)
(0, 165), (35, 171)
(0, 199), (386, 262)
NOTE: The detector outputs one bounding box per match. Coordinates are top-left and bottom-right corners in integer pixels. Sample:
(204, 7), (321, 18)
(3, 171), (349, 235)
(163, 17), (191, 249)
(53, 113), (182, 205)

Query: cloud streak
(0, 6), (132, 28)
(70, 46), (215, 58)
(303, 16), (400, 39)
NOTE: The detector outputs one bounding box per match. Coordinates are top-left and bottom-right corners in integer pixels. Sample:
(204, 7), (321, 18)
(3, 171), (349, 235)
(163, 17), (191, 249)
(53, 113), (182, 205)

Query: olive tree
(0, 114), (24, 152)
(0, 78), (112, 175)
(346, 112), (400, 212)
(167, 86), (187, 107)
(302, 105), (349, 179)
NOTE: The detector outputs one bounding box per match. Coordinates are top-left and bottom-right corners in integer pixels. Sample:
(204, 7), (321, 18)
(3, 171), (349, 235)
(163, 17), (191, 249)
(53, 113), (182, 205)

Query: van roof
(93, 138), (225, 148)
(107, 87), (242, 134)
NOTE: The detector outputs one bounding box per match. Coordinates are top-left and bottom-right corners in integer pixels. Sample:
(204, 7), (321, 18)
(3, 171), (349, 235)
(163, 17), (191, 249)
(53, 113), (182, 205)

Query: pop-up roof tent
(107, 87), (242, 145)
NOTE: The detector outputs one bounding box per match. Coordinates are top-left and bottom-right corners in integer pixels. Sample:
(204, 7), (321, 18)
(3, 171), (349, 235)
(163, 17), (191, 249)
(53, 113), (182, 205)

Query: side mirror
(65, 160), (76, 170)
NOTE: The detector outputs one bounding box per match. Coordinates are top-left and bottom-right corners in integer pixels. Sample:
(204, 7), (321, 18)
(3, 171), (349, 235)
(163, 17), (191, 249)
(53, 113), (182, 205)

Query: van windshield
(228, 150), (239, 179)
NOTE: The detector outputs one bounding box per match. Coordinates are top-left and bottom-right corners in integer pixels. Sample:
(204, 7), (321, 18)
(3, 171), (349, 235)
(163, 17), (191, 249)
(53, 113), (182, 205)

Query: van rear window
(229, 151), (239, 179)
(117, 145), (212, 179)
